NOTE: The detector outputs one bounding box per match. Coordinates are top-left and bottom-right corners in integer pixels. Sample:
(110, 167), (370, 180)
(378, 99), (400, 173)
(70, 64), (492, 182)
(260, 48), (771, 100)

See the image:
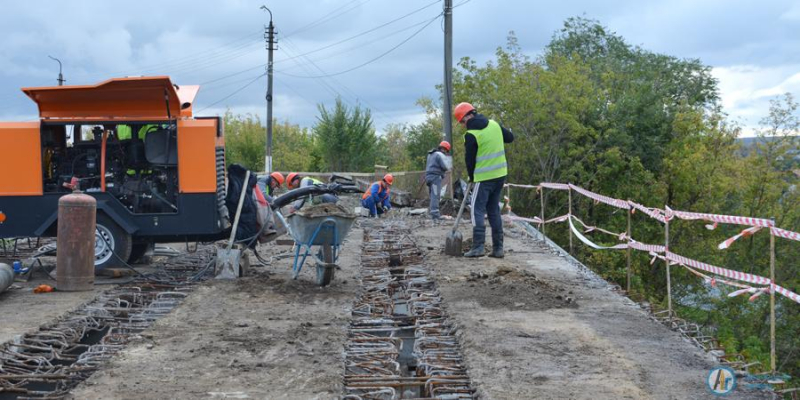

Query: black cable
(196, 72), (267, 113)
(189, 1), (441, 89)
(282, 0), (370, 39)
(276, 13), (441, 79)
(276, 0), (440, 65)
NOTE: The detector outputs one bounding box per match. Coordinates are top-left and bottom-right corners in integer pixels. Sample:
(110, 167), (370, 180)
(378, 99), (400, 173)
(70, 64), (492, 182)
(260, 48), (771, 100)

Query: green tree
(223, 111), (316, 172)
(313, 98), (377, 172)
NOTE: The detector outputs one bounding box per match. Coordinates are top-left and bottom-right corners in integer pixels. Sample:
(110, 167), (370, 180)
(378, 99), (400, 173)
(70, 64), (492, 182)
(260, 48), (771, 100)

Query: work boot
(464, 245), (485, 258)
(489, 230), (504, 258)
(464, 227), (486, 257)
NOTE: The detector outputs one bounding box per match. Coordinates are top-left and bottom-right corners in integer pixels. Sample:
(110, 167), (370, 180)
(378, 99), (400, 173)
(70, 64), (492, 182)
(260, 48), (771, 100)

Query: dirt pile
(295, 202), (355, 218)
(452, 264), (577, 311)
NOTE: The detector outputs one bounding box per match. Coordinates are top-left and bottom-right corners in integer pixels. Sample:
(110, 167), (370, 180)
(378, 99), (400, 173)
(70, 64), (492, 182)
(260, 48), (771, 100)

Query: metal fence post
(568, 186), (574, 254)
(770, 221), (776, 373)
(665, 218), (672, 320)
(540, 187), (546, 241)
(627, 204), (632, 294)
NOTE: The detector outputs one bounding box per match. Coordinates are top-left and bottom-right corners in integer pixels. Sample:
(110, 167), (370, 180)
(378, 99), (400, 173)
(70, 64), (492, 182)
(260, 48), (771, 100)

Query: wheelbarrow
(284, 211), (356, 286)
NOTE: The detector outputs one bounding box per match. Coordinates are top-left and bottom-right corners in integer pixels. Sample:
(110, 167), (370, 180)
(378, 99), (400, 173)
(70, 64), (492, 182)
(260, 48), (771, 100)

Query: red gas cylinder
(56, 192), (97, 291)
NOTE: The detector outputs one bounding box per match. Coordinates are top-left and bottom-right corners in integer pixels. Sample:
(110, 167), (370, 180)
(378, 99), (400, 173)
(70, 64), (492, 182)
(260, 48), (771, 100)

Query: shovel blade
(444, 231), (463, 256)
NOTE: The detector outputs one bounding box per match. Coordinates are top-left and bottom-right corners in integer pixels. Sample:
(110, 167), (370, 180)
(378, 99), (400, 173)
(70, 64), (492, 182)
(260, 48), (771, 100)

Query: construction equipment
(0, 77), (229, 271)
(445, 183), (472, 256)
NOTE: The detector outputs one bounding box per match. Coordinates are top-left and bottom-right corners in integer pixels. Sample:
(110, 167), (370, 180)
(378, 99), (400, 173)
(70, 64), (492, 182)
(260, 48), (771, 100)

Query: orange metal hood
(22, 76), (200, 121)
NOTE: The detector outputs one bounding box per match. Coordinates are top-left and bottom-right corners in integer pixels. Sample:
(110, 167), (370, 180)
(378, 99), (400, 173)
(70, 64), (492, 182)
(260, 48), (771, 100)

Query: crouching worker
(257, 171), (285, 203)
(286, 172), (338, 212)
(361, 174), (393, 217)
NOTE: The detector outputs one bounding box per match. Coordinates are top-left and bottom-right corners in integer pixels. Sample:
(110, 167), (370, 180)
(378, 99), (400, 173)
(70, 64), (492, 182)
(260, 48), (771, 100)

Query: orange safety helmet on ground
(383, 174), (394, 186)
(286, 172), (301, 189)
(269, 172), (285, 187)
(454, 102), (475, 123)
(439, 141), (451, 152)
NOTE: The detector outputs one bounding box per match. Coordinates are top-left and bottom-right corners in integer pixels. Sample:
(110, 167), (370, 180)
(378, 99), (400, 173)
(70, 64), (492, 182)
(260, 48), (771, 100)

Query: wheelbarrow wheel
(316, 244), (335, 286)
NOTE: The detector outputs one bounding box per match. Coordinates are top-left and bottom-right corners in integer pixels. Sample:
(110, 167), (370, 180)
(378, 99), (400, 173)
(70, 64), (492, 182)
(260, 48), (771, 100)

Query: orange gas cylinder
(56, 192), (96, 291)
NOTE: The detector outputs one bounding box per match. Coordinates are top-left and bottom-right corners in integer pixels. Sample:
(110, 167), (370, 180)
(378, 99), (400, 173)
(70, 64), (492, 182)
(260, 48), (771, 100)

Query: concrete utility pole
(262, 6), (276, 173)
(443, 0), (453, 146)
(48, 56), (65, 86)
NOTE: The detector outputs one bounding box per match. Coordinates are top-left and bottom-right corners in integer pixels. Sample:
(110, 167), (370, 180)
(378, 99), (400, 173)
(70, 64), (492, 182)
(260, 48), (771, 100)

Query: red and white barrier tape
(568, 216), (628, 250)
(628, 240), (666, 253)
(665, 251), (771, 286)
(571, 215), (626, 239)
(771, 227), (800, 242)
(569, 184), (630, 209)
(539, 182), (570, 190)
(506, 215), (543, 225)
(772, 283), (800, 305)
(506, 213), (571, 225)
(665, 206), (774, 227)
(504, 183), (540, 189)
(718, 226), (763, 250)
(628, 201), (667, 223)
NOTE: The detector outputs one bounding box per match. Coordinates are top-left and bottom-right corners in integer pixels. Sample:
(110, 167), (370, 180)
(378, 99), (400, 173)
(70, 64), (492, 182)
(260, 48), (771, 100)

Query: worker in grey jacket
(425, 141), (452, 220)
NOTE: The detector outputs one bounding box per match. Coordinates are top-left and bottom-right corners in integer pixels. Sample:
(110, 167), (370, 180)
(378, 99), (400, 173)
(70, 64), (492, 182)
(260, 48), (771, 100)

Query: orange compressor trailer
(0, 76), (229, 270)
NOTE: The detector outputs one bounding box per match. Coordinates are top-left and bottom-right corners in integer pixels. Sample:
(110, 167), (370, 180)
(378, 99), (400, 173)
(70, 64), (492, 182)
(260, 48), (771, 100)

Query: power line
(176, 1), (441, 89)
(282, 17), (434, 69)
(275, 0), (440, 66)
(281, 36), (392, 128)
(282, 0), (370, 39)
(276, 13), (441, 79)
(196, 72), (266, 113)
(72, 29), (263, 81)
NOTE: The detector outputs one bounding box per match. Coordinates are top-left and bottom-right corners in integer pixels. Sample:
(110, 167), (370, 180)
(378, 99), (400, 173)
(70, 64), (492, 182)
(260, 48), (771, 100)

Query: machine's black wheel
(315, 244), (335, 286)
(94, 214), (132, 272)
(128, 241), (152, 264)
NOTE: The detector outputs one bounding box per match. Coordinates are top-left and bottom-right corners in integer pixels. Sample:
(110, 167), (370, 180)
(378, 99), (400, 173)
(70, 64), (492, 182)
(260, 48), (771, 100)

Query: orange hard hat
(383, 174), (394, 186)
(454, 102), (475, 123)
(287, 172), (300, 189)
(270, 172), (285, 187)
(439, 141), (451, 152)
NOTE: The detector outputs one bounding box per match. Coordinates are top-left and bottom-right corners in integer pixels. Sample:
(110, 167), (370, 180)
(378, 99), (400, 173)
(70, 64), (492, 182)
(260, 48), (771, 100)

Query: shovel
(444, 183), (472, 256)
(216, 170), (251, 279)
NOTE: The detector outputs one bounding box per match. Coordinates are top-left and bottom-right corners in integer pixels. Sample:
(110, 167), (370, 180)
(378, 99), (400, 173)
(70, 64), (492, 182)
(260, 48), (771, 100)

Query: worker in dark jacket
(454, 102), (513, 258)
(425, 141), (451, 220)
(256, 172), (285, 202)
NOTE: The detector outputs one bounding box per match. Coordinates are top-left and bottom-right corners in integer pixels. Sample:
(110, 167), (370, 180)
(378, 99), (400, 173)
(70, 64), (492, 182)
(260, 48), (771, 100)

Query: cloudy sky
(1, 0), (798, 136)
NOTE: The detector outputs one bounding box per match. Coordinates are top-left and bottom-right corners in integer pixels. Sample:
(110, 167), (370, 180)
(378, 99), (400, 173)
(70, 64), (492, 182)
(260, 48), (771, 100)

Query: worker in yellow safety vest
(454, 102), (514, 258)
(286, 173), (337, 211)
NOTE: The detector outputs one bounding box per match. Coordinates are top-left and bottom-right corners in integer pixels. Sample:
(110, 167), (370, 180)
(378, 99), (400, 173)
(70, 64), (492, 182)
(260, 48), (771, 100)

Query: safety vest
(117, 124), (157, 140)
(362, 182), (389, 200)
(465, 119), (507, 182)
(301, 177), (323, 186)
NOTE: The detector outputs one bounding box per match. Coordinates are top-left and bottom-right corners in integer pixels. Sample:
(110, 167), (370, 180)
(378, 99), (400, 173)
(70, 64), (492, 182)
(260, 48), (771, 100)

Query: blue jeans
(469, 176), (505, 249)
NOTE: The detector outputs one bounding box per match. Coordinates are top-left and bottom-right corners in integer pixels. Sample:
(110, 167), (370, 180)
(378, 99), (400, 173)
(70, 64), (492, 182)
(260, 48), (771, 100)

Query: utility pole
(443, 0), (454, 196)
(48, 56), (65, 86)
(261, 6), (275, 173)
(443, 0), (453, 146)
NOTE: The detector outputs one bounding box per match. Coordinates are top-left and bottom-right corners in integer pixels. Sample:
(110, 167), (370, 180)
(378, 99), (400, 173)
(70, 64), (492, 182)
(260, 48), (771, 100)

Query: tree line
(223, 16), (799, 381)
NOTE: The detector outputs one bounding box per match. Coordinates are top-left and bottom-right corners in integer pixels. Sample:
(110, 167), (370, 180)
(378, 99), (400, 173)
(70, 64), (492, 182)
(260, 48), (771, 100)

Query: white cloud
(780, 3), (800, 20)
(713, 64), (800, 136)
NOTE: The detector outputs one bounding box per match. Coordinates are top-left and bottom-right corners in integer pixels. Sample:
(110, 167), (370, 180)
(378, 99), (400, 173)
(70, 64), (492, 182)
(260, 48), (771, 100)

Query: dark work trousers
(426, 174), (443, 219)
(469, 176), (505, 250)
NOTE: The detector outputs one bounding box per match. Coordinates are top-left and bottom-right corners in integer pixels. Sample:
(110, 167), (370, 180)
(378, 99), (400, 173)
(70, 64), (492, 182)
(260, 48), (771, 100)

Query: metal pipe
(0, 263), (14, 294)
